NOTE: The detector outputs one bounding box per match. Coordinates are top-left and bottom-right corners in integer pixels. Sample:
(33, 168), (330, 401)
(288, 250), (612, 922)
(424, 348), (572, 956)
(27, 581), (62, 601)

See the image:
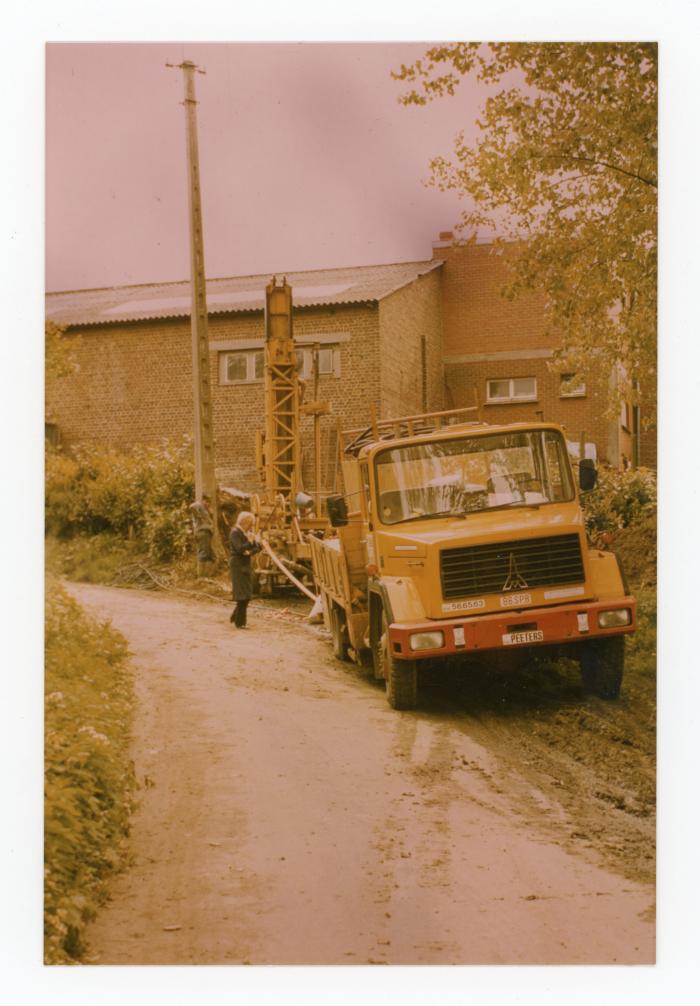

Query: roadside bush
(44, 453), (83, 536)
(44, 581), (136, 963)
(581, 466), (657, 536)
(45, 440), (195, 563)
(76, 447), (150, 534)
(142, 503), (192, 563)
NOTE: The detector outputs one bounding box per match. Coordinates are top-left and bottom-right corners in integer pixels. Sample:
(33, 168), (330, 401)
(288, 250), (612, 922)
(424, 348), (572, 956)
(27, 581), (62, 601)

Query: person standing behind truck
(189, 493), (215, 577)
(229, 511), (262, 628)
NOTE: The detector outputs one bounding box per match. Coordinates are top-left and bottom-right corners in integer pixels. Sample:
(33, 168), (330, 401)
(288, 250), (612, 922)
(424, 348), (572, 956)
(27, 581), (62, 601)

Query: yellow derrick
(261, 277), (300, 504)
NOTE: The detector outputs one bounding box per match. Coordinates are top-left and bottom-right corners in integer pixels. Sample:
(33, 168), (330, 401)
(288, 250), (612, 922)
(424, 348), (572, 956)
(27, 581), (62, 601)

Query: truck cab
(311, 411), (635, 710)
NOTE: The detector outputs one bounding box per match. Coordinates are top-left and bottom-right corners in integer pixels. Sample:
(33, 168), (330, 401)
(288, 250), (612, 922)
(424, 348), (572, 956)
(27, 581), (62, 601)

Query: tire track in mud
(417, 657), (656, 887)
(366, 719), (463, 963)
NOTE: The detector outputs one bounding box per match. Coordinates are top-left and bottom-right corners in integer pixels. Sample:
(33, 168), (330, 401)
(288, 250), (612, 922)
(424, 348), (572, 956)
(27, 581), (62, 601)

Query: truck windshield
(374, 429), (575, 525)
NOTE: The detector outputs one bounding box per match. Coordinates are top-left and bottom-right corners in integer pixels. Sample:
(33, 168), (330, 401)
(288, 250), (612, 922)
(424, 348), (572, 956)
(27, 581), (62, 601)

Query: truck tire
(374, 607), (417, 710)
(330, 603), (350, 661)
(579, 636), (625, 699)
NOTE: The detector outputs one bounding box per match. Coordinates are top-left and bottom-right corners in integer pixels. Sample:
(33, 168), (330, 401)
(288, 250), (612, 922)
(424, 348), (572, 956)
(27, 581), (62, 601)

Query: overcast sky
(46, 42), (493, 292)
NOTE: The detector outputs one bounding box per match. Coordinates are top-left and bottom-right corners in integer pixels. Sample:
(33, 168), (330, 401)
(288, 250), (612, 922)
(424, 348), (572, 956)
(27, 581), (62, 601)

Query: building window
(559, 373), (586, 398)
(219, 350), (264, 384)
(220, 344), (340, 385)
(486, 377), (537, 403)
(295, 346), (340, 379)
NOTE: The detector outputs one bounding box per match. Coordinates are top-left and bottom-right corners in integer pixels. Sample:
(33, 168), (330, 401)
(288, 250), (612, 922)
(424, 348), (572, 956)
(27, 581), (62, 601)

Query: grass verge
(44, 579), (136, 963)
(45, 533), (229, 597)
(45, 533), (143, 585)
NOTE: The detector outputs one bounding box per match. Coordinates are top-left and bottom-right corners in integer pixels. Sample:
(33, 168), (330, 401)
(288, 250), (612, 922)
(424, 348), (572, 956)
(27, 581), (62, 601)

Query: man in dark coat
(229, 510), (262, 628)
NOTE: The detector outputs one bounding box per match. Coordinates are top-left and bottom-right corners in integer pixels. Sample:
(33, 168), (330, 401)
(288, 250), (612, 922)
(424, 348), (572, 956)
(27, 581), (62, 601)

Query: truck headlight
(409, 631), (444, 651)
(597, 608), (632, 628)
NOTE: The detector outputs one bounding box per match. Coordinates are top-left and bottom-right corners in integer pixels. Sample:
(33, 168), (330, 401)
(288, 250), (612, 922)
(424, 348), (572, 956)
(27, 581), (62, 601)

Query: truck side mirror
(326, 495), (349, 527)
(579, 458), (598, 492)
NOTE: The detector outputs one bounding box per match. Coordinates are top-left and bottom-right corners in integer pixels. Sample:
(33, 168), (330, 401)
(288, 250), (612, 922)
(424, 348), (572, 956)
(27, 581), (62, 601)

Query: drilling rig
(251, 277), (329, 595)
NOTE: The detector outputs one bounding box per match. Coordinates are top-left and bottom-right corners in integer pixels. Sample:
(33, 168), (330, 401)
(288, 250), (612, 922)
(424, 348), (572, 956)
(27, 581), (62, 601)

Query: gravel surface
(69, 582), (655, 965)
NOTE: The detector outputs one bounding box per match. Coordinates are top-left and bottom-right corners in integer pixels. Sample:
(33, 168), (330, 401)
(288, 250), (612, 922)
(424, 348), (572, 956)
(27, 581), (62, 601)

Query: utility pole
(311, 344), (323, 514)
(167, 59), (220, 549)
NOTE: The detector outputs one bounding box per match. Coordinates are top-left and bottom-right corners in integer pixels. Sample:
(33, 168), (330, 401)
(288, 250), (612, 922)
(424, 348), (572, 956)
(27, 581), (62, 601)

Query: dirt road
(70, 582), (654, 965)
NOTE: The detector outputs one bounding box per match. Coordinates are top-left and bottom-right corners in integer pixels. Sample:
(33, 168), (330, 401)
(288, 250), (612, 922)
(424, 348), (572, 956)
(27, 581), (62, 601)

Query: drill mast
(262, 277), (301, 505)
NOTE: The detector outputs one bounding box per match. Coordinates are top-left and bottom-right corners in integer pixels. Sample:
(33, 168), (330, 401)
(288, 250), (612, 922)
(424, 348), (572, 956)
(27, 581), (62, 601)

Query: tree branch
(539, 153), (657, 188)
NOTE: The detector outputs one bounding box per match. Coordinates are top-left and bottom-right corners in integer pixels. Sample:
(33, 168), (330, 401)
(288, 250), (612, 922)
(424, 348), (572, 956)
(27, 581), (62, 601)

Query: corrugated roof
(45, 260), (443, 328)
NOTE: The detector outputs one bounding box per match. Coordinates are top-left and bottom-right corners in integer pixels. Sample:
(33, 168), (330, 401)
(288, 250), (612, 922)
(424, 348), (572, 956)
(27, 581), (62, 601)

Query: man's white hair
(235, 510), (255, 528)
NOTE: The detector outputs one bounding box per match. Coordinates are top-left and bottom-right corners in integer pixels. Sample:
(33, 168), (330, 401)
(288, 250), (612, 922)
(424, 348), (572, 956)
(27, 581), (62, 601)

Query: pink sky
(45, 43), (488, 292)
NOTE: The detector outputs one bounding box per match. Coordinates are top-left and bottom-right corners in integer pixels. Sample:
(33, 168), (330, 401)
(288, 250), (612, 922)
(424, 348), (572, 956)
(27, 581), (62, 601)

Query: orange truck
(309, 408), (635, 709)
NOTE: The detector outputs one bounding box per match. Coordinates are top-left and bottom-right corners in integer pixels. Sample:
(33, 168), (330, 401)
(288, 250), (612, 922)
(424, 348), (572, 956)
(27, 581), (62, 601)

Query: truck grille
(440, 534), (585, 599)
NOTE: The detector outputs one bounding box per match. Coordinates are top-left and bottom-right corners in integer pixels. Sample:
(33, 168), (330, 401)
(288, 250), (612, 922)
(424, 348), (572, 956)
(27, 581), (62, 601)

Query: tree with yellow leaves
(393, 43), (657, 404)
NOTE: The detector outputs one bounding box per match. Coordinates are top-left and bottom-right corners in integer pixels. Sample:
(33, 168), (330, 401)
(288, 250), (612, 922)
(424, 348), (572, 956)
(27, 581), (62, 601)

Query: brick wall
(434, 239), (635, 466)
(46, 244), (648, 487)
(209, 303), (381, 493)
(46, 302), (381, 494)
(444, 356), (632, 466)
(45, 317), (195, 448)
(433, 241), (552, 357)
(377, 267), (444, 419)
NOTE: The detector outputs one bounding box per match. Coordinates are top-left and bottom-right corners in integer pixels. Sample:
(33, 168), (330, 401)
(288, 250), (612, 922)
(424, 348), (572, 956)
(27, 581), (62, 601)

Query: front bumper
(388, 597), (636, 660)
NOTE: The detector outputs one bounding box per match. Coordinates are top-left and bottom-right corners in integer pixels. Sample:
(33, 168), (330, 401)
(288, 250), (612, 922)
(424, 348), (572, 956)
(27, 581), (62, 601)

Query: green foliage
(142, 503), (192, 563)
(625, 588), (656, 686)
(46, 322), (79, 383)
(44, 581), (135, 963)
(44, 452), (83, 534)
(45, 441), (195, 563)
(393, 43), (657, 401)
(581, 465), (656, 535)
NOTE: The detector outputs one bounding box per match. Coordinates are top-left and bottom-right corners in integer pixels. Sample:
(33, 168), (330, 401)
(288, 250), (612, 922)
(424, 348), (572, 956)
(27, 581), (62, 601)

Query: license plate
(442, 598), (485, 612)
(500, 592), (532, 608)
(502, 630), (544, 646)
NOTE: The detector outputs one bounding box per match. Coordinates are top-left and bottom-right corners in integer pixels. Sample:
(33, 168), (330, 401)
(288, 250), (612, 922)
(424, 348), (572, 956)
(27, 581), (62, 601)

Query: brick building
(45, 236), (648, 494)
(45, 261), (445, 493)
(432, 235), (638, 468)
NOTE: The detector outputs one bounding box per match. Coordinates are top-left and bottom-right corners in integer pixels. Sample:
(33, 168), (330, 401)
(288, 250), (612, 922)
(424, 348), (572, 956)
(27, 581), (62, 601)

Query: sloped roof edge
(46, 259), (443, 329)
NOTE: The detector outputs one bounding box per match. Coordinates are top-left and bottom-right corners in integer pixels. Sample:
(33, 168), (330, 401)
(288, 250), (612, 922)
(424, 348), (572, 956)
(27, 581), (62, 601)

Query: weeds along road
(69, 582), (655, 965)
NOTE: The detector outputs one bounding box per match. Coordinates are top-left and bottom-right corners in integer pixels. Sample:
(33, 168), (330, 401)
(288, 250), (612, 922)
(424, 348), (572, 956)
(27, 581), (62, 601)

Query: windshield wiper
(390, 501), (547, 526)
(485, 500), (544, 513)
(395, 509), (468, 524)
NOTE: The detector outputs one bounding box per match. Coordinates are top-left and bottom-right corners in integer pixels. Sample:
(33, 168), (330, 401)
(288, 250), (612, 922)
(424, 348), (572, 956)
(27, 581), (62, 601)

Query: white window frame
(559, 373), (587, 398)
(486, 376), (538, 403)
(296, 345), (341, 379)
(220, 343), (341, 385)
(219, 349), (264, 385)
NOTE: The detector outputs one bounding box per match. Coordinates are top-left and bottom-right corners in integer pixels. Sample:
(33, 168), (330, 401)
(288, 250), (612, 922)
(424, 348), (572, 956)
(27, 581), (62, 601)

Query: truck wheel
(579, 636), (625, 699)
(330, 604), (350, 661)
(374, 608), (417, 710)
